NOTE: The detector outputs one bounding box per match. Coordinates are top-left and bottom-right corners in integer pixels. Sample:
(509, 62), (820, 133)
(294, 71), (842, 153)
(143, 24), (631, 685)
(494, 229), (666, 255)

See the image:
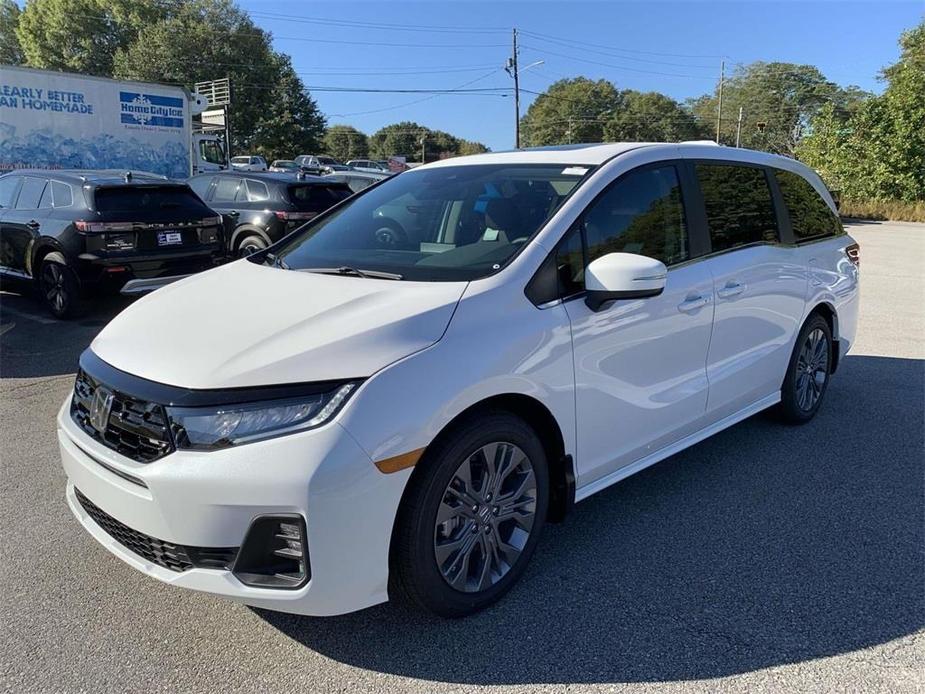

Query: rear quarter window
(94, 185), (208, 212)
(774, 169), (843, 241)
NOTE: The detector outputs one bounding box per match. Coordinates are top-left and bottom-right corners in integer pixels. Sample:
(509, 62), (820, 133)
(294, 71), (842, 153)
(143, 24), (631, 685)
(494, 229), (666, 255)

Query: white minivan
(58, 143), (859, 617)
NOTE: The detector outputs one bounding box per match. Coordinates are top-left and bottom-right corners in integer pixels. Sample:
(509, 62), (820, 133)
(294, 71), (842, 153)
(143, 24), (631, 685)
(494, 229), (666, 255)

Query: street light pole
(512, 28), (520, 149)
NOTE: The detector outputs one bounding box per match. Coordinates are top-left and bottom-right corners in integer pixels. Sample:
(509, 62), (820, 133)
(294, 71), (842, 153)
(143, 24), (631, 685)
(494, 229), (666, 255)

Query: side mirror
(584, 252), (667, 311)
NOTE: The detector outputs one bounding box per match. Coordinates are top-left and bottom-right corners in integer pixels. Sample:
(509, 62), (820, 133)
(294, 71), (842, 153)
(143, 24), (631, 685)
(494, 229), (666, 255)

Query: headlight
(167, 382), (357, 450)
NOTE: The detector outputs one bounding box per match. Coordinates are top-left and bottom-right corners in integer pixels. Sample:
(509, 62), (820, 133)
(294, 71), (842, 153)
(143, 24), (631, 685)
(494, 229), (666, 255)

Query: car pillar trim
(374, 447), (426, 474)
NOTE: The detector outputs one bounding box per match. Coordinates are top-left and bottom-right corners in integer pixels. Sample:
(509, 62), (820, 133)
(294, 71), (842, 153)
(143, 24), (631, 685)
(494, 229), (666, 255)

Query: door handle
(26, 220), (41, 230)
(678, 295), (709, 313)
(717, 281), (746, 299)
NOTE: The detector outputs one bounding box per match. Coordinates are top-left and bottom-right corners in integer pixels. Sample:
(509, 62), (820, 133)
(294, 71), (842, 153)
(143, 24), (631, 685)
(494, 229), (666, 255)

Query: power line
(520, 29), (727, 59)
(520, 44), (718, 80)
(248, 11), (509, 34)
(518, 30), (718, 69)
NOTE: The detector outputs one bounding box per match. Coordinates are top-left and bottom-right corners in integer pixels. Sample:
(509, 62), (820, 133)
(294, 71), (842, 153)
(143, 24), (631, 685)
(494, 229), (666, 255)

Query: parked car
(0, 169), (223, 318)
(268, 160), (300, 173)
(294, 155), (339, 175)
(188, 171), (352, 257)
(230, 155), (268, 172)
(57, 143), (859, 618)
(323, 170), (390, 193)
(346, 159), (390, 174)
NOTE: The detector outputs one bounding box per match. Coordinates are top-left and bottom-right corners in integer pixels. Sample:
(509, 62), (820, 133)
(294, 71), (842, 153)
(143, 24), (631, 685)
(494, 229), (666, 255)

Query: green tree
(688, 62), (868, 155)
(323, 125), (369, 162)
(520, 77), (624, 146)
(798, 20), (924, 203)
(457, 139), (490, 156)
(16, 0), (163, 76)
(604, 90), (707, 143)
(111, 0), (324, 158)
(0, 0), (24, 65)
(369, 121), (427, 161)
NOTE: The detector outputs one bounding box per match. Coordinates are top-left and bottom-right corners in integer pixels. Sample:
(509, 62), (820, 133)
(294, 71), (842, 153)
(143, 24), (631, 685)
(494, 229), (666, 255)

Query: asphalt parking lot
(1, 221), (922, 693)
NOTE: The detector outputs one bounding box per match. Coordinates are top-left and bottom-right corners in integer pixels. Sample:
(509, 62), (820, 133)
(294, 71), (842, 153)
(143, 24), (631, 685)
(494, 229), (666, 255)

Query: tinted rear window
(94, 186), (208, 212)
(287, 184), (352, 210)
(696, 164), (779, 252)
(774, 169), (843, 241)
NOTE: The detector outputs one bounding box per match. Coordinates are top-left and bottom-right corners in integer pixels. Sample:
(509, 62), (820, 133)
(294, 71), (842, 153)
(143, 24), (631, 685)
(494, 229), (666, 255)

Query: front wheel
(236, 234), (267, 258)
(391, 411), (549, 617)
(778, 314), (832, 423)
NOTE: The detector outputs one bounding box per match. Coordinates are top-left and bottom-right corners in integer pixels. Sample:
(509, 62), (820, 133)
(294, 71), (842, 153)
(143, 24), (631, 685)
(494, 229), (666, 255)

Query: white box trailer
(0, 65), (226, 178)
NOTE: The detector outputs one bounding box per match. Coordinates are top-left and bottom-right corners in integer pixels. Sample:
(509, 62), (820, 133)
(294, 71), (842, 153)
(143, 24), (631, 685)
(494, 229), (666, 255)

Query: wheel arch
(30, 238), (69, 281)
(806, 301), (840, 373)
(229, 224), (272, 252)
(400, 393), (575, 525)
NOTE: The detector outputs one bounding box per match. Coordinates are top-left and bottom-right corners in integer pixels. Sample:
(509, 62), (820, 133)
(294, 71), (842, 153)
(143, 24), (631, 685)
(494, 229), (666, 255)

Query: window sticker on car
(157, 231), (183, 246)
(561, 166), (589, 176)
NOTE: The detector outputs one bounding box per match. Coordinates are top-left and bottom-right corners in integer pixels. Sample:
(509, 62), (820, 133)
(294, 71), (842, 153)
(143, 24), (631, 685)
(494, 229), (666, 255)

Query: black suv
(188, 171), (352, 257)
(0, 170), (224, 318)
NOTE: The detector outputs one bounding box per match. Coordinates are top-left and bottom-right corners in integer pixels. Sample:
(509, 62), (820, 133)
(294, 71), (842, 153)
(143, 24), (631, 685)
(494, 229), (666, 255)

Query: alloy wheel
(41, 263), (68, 314)
(796, 327), (829, 411)
(433, 442), (537, 593)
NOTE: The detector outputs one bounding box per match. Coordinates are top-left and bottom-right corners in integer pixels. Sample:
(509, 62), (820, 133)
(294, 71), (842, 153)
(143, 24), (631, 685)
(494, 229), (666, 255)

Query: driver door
(561, 162), (715, 488)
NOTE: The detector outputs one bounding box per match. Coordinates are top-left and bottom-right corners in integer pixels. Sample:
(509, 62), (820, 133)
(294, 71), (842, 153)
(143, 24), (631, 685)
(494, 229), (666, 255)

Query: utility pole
(511, 28), (521, 148)
(420, 133), (425, 164)
(715, 60), (725, 144)
(735, 106), (744, 148)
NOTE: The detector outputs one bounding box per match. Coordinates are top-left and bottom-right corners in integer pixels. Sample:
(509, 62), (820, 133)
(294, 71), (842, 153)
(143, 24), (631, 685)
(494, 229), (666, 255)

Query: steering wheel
(372, 217), (408, 249)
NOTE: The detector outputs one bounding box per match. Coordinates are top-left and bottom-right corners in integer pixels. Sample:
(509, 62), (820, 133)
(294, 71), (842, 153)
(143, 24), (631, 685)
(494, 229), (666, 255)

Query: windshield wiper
(264, 252), (290, 270)
(305, 266), (403, 280)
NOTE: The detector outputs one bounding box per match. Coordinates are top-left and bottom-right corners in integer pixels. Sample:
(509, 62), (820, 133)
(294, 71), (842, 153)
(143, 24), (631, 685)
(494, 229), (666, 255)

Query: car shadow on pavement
(0, 289), (131, 379)
(257, 353), (924, 685)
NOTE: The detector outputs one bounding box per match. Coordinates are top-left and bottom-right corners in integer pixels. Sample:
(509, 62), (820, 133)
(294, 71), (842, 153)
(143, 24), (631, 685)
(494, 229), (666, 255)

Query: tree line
(2, 0), (922, 209)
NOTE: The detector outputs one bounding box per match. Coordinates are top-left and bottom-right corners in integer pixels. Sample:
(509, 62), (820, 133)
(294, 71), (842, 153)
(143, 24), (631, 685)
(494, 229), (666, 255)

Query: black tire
(371, 218), (408, 250)
(778, 313), (833, 424)
(38, 253), (84, 319)
(391, 410), (549, 617)
(236, 234), (267, 258)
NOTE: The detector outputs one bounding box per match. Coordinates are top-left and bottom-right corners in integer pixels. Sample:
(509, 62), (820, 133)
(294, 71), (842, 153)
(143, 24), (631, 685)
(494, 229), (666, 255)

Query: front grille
(75, 489), (237, 572)
(71, 369), (174, 463)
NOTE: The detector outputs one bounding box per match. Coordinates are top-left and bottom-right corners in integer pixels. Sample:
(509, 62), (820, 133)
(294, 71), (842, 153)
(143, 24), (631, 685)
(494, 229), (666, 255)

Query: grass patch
(839, 198), (925, 223)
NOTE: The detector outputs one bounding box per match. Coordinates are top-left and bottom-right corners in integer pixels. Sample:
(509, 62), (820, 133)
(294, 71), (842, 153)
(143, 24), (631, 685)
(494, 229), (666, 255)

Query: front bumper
(57, 398), (412, 616)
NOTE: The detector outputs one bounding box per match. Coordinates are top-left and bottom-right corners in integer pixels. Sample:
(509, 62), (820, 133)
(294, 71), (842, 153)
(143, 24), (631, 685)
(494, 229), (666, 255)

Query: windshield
(272, 164), (592, 281)
(231, 157), (249, 164)
(199, 140), (225, 165)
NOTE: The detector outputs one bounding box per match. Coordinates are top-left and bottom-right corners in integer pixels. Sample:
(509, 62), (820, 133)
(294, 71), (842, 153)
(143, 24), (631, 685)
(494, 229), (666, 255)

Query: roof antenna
(124, 171), (133, 183)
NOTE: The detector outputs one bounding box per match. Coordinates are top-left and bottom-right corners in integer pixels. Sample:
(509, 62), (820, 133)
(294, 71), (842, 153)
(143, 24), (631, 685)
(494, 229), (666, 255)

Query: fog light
(232, 515), (309, 589)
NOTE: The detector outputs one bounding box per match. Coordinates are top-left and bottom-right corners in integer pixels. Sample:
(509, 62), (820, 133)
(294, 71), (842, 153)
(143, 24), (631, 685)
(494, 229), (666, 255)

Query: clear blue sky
(237, 1), (922, 151)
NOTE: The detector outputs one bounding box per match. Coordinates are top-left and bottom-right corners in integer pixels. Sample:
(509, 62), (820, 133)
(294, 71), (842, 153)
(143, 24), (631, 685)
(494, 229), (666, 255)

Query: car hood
(91, 261), (467, 389)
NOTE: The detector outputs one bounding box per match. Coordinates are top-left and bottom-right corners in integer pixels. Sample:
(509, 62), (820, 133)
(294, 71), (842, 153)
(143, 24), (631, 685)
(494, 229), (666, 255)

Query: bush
(839, 198), (925, 223)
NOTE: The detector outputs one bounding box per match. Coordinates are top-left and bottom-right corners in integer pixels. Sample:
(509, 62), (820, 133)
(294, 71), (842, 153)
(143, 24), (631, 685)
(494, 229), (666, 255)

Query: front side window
(0, 176), (22, 208)
(696, 164), (779, 252)
(774, 169), (843, 241)
(272, 164), (592, 282)
(582, 165), (689, 267)
(199, 140), (225, 165)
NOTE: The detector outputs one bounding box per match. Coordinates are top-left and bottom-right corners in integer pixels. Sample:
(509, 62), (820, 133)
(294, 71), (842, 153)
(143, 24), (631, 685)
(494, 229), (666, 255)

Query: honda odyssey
(57, 143), (859, 617)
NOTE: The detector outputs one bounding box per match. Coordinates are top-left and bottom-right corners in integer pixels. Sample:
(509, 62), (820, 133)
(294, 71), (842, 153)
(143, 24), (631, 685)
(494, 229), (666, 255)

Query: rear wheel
(38, 253), (84, 319)
(391, 411), (548, 617)
(778, 313), (832, 423)
(236, 234), (267, 258)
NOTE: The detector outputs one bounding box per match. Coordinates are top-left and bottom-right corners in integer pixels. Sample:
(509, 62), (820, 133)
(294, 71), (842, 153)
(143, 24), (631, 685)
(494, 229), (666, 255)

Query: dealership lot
(1, 222), (922, 692)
